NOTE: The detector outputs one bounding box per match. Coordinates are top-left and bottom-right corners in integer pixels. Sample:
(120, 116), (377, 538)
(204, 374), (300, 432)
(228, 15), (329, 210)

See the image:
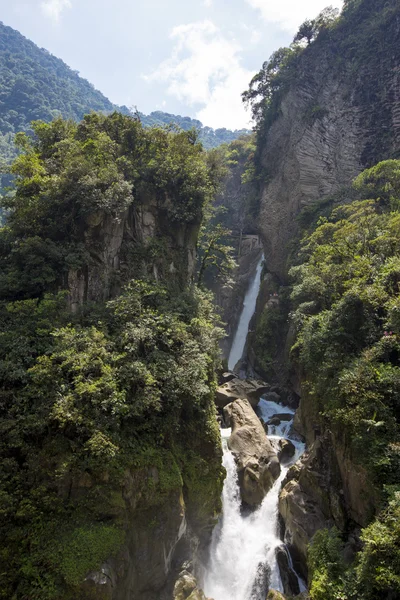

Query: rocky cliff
(67, 193), (199, 311)
(257, 0), (400, 280)
(246, 0), (400, 582)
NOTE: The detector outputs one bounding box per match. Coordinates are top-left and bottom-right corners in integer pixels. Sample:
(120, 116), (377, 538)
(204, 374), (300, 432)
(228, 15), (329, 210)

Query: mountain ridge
(0, 20), (249, 157)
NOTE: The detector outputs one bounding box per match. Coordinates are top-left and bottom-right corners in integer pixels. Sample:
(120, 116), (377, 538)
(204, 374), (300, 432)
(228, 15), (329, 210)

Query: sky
(0, 0), (343, 129)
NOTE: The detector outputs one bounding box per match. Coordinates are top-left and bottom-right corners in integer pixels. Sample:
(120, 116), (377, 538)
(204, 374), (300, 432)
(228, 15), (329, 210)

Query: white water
(203, 401), (305, 600)
(204, 251), (306, 599)
(228, 256), (264, 371)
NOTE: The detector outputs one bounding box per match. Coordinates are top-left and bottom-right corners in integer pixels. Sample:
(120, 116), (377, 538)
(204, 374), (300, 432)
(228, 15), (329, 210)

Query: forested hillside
(0, 112), (226, 599)
(140, 111), (250, 150)
(0, 20), (248, 170)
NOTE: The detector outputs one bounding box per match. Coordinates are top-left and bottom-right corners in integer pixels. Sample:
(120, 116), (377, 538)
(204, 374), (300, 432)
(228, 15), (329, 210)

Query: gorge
(0, 1), (400, 599)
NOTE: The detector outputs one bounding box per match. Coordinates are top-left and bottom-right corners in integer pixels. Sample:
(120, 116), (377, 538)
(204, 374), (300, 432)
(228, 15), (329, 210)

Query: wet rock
(269, 387), (300, 410)
(267, 416), (282, 427)
(279, 477), (327, 578)
(274, 413), (294, 422)
(216, 378), (270, 409)
(278, 439), (296, 464)
(263, 391), (281, 404)
(278, 436), (347, 577)
(224, 398), (280, 507)
(276, 545), (301, 597)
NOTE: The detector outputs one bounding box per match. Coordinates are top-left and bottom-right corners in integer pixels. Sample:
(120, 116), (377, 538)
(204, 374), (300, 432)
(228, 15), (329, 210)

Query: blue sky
(0, 0), (343, 129)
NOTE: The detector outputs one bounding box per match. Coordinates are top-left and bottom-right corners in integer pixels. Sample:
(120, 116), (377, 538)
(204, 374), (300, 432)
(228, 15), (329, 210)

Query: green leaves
(295, 161), (400, 599)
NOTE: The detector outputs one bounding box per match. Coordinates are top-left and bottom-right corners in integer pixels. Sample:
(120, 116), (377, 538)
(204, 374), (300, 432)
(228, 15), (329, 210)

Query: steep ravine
(192, 263), (307, 600)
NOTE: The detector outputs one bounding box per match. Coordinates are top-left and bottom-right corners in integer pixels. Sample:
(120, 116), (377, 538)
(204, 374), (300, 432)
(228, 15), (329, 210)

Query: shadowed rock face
(224, 398), (280, 506)
(278, 435), (350, 578)
(67, 193), (200, 311)
(258, 67), (362, 281)
(257, 43), (400, 281)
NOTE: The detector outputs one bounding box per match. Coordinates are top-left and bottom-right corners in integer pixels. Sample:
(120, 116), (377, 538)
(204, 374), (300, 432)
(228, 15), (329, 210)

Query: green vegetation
(0, 114), (225, 598)
(308, 494), (400, 599)
(139, 111), (250, 150)
(289, 160), (400, 598)
(0, 20), (248, 194)
(0, 112), (221, 299)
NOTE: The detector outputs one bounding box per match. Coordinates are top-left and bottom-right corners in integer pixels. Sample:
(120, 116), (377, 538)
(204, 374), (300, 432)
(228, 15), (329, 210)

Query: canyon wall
(248, 0), (400, 576)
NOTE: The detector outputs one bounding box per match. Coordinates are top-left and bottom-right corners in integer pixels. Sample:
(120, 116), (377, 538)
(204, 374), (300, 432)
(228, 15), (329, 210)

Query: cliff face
(258, 70), (362, 279)
(249, 0), (400, 577)
(65, 198), (221, 600)
(67, 194), (199, 311)
(257, 0), (400, 280)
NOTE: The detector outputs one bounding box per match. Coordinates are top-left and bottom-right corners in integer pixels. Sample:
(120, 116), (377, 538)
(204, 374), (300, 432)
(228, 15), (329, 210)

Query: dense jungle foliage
(139, 111), (250, 150)
(0, 113), (225, 599)
(290, 160), (400, 599)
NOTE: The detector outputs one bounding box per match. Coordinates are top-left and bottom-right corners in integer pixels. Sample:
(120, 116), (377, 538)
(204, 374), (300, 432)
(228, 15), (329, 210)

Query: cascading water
(228, 256), (264, 371)
(203, 410), (305, 600)
(203, 255), (306, 600)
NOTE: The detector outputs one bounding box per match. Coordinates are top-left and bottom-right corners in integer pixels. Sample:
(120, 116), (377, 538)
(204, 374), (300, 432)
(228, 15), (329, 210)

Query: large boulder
(224, 399), (280, 506)
(216, 378), (270, 409)
(173, 570), (212, 600)
(278, 439), (296, 464)
(219, 371), (237, 384)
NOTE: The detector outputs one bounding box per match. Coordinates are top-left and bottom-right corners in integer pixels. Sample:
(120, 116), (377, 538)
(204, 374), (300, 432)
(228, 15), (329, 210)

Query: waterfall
(228, 256), (264, 371)
(203, 250), (306, 598)
(203, 406), (305, 600)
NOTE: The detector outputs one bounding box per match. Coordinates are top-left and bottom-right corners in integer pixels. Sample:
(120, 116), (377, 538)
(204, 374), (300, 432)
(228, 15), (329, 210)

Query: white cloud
(40, 0), (71, 23)
(204, 0), (213, 6)
(245, 0), (344, 32)
(143, 20), (253, 130)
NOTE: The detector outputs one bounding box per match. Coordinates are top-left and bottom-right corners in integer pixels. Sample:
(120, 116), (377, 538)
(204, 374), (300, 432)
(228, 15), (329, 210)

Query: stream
(202, 256), (306, 600)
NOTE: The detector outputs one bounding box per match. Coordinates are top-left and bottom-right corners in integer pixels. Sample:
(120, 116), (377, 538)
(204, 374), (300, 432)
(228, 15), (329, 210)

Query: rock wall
(62, 193), (223, 598)
(258, 68), (362, 280)
(257, 3), (400, 280)
(67, 191), (200, 310)
(75, 419), (224, 600)
(250, 0), (400, 577)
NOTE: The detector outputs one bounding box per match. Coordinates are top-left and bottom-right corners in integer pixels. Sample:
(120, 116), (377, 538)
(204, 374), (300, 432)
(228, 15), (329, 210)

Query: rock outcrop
(277, 439), (296, 464)
(276, 545), (301, 597)
(293, 392), (380, 529)
(224, 398), (280, 506)
(278, 436), (348, 577)
(173, 570), (212, 600)
(68, 195), (200, 311)
(216, 376), (269, 409)
(257, 38), (400, 281)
